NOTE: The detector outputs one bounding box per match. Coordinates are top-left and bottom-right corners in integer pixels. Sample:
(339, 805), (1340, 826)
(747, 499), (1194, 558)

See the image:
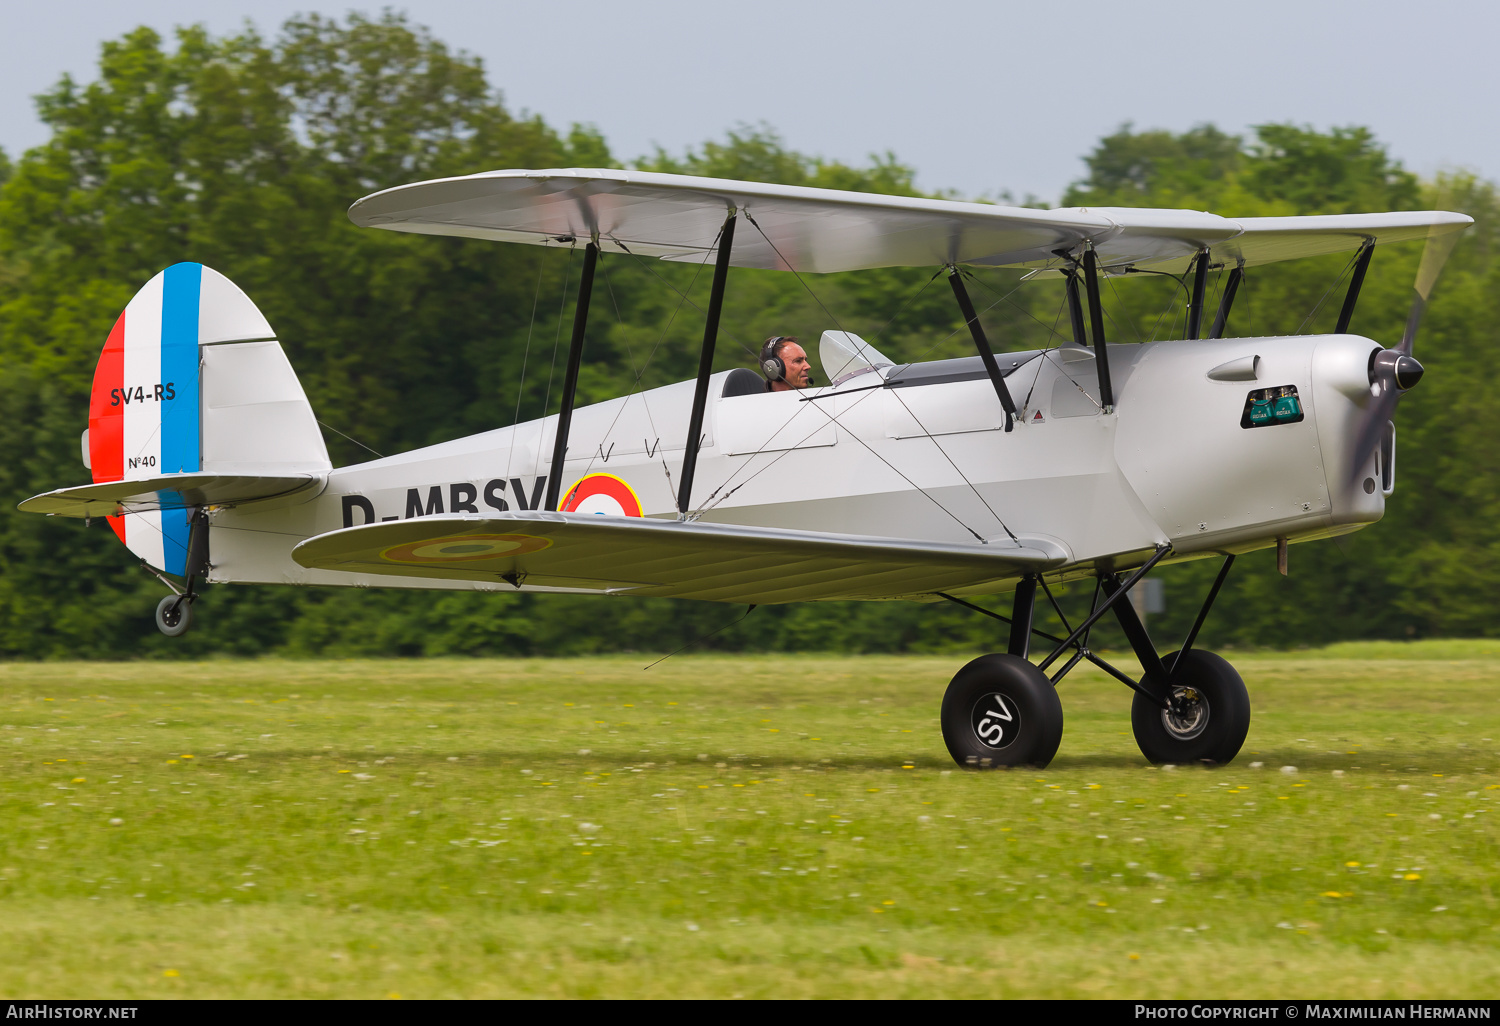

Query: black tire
(155, 595), (193, 638)
(1131, 649), (1249, 765)
(940, 654), (1064, 769)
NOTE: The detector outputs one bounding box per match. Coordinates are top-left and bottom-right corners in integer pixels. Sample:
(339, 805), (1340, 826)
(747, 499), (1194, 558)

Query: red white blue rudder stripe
(88, 262), (276, 575)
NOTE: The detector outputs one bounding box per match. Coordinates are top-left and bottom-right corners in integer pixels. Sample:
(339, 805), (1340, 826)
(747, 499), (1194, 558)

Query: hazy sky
(3, 1), (1495, 202)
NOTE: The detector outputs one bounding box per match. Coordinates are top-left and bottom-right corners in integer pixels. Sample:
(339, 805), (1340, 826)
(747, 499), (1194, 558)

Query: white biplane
(21, 169), (1472, 768)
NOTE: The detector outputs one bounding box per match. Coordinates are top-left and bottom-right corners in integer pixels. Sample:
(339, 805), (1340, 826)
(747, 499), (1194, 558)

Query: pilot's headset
(761, 336), (814, 385)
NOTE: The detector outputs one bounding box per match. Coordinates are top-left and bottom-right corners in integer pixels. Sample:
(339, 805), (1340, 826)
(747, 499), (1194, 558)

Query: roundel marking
(381, 533), (552, 564)
(560, 473), (644, 517)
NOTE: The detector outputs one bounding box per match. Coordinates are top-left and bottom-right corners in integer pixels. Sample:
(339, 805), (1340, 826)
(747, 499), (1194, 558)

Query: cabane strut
(948, 268), (1017, 431)
(1209, 263), (1243, 339)
(1186, 249), (1209, 339)
(1080, 245), (1116, 412)
(1334, 241), (1376, 334)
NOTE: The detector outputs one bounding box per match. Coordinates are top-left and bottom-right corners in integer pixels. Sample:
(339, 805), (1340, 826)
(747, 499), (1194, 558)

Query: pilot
(760, 336), (814, 392)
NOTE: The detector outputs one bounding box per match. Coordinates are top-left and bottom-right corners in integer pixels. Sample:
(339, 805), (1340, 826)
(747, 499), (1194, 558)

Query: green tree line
(1, 12), (1497, 660)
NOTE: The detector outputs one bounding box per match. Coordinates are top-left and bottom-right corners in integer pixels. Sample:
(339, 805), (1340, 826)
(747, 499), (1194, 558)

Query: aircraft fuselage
(205, 332), (1388, 597)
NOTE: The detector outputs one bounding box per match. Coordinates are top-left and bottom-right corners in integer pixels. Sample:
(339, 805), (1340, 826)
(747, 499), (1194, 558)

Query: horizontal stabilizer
(290, 512), (1065, 604)
(20, 473), (320, 518)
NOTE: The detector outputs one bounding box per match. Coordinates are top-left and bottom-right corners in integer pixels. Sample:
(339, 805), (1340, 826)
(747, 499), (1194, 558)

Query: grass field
(1, 643), (1497, 998)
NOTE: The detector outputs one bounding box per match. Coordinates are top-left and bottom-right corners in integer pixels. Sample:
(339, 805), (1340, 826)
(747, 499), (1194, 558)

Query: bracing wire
(531, 247), (575, 480)
(1018, 324), (1054, 415)
(958, 268), (1072, 346)
(1124, 269), (1185, 343)
(867, 277), (1029, 369)
(618, 244), (761, 361)
(514, 249), (548, 427)
(965, 268), (1103, 417)
(505, 249), (549, 482)
(1105, 274), (1145, 343)
(601, 256), (645, 384)
(869, 268), (946, 345)
(1207, 264), (1226, 334)
(733, 215), (995, 522)
(582, 227), (724, 486)
(540, 247), (575, 424)
(316, 419), (383, 459)
(1294, 249), (1362, 335)
(1241, 268), (1253, 336)
(622, 226), (723, 383)
(574, 256), (666, 482)
(697, 263), (1040, 527)
(718, 213), (1007, 541)
(822, 267), (946, 382)
(642, 604), (757, 670)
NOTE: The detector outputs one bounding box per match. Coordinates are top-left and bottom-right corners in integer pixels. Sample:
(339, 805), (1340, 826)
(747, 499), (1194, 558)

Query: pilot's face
(781, 343), (811, 387)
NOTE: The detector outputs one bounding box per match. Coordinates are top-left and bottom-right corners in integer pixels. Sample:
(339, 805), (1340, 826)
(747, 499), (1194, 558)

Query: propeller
(1347, 227), (1463, 485)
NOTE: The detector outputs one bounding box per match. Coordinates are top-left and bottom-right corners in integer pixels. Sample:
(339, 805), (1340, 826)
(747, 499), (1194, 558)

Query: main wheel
(155, 595), (193, 637)
(1130, 649), (1249, 765)
(940, 654), (1064, 769)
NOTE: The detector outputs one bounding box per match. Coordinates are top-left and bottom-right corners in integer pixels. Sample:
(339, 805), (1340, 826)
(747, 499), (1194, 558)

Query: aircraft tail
(82, 263), (330, 574)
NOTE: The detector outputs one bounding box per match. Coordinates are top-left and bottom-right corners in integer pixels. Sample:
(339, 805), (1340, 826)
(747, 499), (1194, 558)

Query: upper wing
(349, 168), (1128, 273)
(1098, 209), (1475, 276)
(348, 168), (1471, 275)
(290, 512), (1067, 604)
(19, 473), (320, 518)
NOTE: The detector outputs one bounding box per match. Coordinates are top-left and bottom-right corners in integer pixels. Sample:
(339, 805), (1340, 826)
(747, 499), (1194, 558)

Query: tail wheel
(155, 595), (193, 638)
(940, 654), (1063, 769)
(1131, 649), (1249, 765)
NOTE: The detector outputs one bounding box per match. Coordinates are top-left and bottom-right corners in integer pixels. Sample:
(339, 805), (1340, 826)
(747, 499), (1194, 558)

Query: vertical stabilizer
(86, 263), (328, 574)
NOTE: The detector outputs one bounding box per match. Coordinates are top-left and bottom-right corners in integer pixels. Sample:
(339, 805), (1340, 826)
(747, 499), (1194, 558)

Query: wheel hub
(1160, 685), (1210, 740)
(970, 692), (1021, 750)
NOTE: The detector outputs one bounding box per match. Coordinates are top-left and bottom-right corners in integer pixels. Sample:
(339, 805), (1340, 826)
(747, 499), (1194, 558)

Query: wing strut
(1081, 246), (1116, 413)
(677, 211), (737, 515)
(544, 241), (599, 511)
(1333, 240), (1375, 334)
(1185, 249), (1209, 339)
(1208, 263), (1243, 339)
(947, 268), (1016, 431)
(1064, 270), (1088, 345)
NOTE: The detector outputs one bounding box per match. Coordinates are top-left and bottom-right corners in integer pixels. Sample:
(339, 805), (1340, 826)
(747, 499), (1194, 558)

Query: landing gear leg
(1107, 557), (1250, 765)
(150, 509), (210, 638)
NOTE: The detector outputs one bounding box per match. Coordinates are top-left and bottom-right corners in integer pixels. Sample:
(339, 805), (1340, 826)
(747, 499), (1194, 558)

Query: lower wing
(290, 512), (1066, 604)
